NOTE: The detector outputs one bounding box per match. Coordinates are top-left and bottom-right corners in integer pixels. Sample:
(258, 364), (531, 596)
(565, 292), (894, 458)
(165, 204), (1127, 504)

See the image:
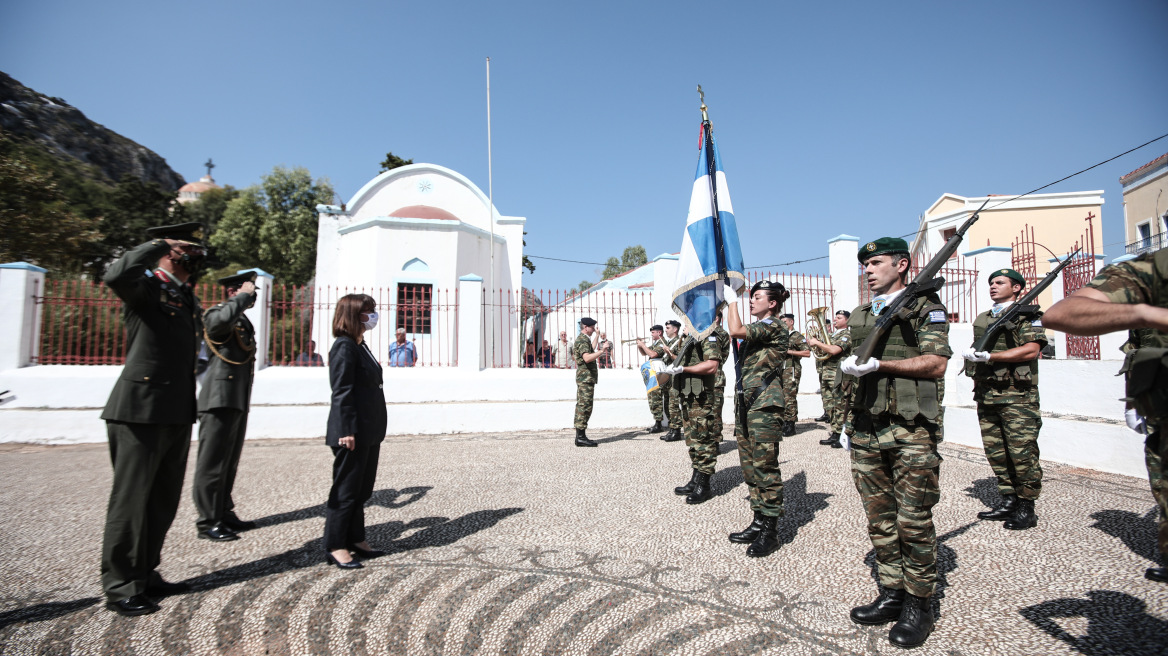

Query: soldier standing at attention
(724, 280), (790, 558)
(662, 319), (729, 504)
(962, 269), (1047, 530)
(711, 311), (731, 438)
(839, 237), (951, 649)
(636, 324), (667, 434)
(658, 320), (685, 442)
(779, 314), (810, 437)
(99, 223), (207, 616)
(1043, 248), (1168, 583)
(573, 317), (607, 447)
(192, 271), (260, 542)
(808, 310), (851, 448)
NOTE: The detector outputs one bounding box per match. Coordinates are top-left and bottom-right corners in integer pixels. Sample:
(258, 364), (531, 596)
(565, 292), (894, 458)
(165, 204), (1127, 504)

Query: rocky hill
(0, 71), (184, 191)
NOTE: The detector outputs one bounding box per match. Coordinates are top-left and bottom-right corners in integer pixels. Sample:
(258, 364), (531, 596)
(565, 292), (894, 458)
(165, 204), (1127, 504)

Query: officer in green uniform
(1044, 248), (1168, 583)
(573, 317), (607, 447)
(780, 314), (810, 436)
(725, 280), (790, 558)
(711, 312), (731, 438)
(193, 271), (260, 542)
(636, 325), (666, 434)
(663, 321), (729, 504)
(99, 223), (207, 616)
(839, 237), (951, 649)
(808, 310), (851, 448)
(962, 268), (1047, 530)
(653, 320), (685, 442)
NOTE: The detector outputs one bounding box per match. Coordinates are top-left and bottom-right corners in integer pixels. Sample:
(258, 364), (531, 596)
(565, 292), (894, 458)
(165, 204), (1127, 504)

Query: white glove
(662, 363), (685, 375)
(1125, 408), (1147, 433)
(962, 348), (991, 363)
(723, 284), (737, 301)
(840, 355), (880, 377)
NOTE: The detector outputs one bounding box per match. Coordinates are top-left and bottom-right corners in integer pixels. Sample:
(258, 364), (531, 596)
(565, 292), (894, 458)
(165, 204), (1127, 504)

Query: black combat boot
(1145, 567), (1168, 583)
(829, 434), (843, 448)
(976, 494), (1018, 520)
(648, 420), (664, 434)
(781, 421), (796, 437)
(850, 587), (906, 625)
(1004, 498), (1037, 530)
(674, 470), (699, 496)
(685, 472), (712, 504)
(662, 428), (683, 442)
(729, 511), (765, 543)
(819, 432), (838, 445)
(745, 515), (780, 557)
(815, 413), (829, 422)
(887, 593), (934, 649)
(574, 429), (598, 447)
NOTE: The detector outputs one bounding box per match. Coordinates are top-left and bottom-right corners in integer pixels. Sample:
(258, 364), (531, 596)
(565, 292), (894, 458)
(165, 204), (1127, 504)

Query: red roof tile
(1120, 153), (1168, 186)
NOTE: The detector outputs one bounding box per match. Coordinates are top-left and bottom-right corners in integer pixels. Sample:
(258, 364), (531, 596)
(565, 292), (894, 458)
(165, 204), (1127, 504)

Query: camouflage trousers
(831, 380), (853, 435)
(734, 402), (785, 517)
(647, 385), (664, 422)
(666, 386), (682, 429)
(976, 401), (1043, 500)
(574, 382), (594, 430)
(1146, 430), (1167, 560)
(782, 362), (801, 422)
(681, 391), (720, 475)
(712, 385), (725, 436)
(819, 367), (837, 425)
(850, 412), (943, 598)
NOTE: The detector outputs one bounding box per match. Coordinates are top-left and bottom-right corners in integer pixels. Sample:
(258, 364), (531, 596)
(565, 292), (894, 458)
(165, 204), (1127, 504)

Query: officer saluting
(193, 271), (260, 542)
(99, 222), (207, 616)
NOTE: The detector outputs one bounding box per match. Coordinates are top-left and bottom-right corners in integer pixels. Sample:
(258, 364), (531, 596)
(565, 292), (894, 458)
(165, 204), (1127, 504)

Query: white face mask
(362, 311), (379, 331)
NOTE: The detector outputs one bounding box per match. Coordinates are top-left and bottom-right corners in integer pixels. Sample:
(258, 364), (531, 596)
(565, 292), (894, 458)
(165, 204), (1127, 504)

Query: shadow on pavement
(776, 471), (831, 548)
(863, 519), (980, 617)
(249, 486), (432, 528)
(0, 598), (100, 631)
(711, 465), (744, 498)
(593, 431), (640, 445)
(1089, 508), (1162, 564)
(962, 477), (1003, 511)
(1020, 590), (1168, 656)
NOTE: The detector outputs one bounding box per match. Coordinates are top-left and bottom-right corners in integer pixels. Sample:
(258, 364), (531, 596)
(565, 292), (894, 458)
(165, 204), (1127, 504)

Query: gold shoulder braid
(203, 326), (257, 366)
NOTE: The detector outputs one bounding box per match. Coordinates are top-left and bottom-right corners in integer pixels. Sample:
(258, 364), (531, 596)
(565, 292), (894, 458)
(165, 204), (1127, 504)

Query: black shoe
(819, 432), (838, 445)
(745, 515), (780, 557)
(197, 525), (239, 542)
(850, 587), (906, 625)
(976, 494), (1018, 521)
(146, 578), (190, 597)
(106, 594), (159, 617)
(1004, 499), (1037, 530)
(816, 413), (829, 422)
(829, 435), (843, 449)
(1145, 567), (1168, 583)
(350, 544), (386, 559)
(674, 470), (699, 496)
(888, 593), (934, 649)
(662, 428), (683, 442)
(685, 471), (712, 505)
(781, 421), (796, 437)
(222, 515), (258, 532)
(729, 512), (765, 544)
(326, 553), (364, 569)
(575, 429), (598, 447)
(647, 420), (664, 434)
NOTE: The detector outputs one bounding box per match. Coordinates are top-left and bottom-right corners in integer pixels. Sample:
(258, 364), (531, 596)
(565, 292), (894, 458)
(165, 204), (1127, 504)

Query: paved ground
(0, 421), (1165, 656)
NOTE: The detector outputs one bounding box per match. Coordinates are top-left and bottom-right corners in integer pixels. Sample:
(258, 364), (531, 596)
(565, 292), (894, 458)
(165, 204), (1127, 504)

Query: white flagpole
(486, 56), (495, 367)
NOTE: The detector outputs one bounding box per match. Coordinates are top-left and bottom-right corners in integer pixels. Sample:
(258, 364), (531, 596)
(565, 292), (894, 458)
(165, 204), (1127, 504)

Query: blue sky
(2, 0), (1165, 288)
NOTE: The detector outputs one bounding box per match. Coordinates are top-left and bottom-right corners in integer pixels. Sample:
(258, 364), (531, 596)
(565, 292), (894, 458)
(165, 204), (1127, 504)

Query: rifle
(971, 247), (1080, 353)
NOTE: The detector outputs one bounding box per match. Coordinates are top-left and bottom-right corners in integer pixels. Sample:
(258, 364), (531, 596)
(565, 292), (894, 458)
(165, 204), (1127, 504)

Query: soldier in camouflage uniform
(839, 237), (951, 649)
(636, 325), (667, 434)
(1044, 247), (1168, 583)
(711, 312), (731, 438)
(962, 268), (1047, 530)
(658, 320), (685, 442)
(572, 317), (608, 447)
(807, 310), (851, 448)
(662, 325), (729, 504)
(725, 280), (790, 558)
(780, 314), (810, 436)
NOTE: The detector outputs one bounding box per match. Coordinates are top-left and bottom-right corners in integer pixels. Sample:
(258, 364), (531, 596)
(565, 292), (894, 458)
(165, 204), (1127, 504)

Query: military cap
(750, 279), (785, 295)
(650, 324), (663, 332)
(835, 309), (851, 318)
(580, 317), (597, 327)
(219, 271), (258, 288)
(780, 313), (795, 320)
(858, 237), (910, 262)
(988, 267), (1027, 288)
(146, 222), (207, 246)
(665, 319), (681, 328)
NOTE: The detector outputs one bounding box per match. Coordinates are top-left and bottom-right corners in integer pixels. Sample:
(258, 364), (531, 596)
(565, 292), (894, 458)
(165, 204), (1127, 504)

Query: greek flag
(671, 121), (747, 339)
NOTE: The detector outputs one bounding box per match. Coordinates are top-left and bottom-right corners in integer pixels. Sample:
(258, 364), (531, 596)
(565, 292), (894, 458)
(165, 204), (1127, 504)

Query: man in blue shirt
(388, 327), (417, 367)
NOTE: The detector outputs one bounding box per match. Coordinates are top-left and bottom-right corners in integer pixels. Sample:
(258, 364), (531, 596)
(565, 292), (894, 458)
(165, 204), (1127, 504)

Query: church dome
(388, 205), (460, 221)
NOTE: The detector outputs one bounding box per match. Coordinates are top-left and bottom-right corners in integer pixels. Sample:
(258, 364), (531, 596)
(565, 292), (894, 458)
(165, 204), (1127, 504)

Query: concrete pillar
(458, 274), (483, 370)
(964, 246), (1011, 313)
(238, 268), (274, 369)
(827, 235), (859, 314)
(0, 262), (47, 371)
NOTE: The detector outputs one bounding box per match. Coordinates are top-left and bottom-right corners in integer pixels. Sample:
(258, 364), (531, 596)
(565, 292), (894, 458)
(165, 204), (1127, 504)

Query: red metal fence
(857, 254), (978, 322)
(1062, 213), (1100, 360)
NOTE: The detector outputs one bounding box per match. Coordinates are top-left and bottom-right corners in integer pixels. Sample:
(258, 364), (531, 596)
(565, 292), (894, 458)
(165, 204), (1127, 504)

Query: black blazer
(325, 336), (387, 446)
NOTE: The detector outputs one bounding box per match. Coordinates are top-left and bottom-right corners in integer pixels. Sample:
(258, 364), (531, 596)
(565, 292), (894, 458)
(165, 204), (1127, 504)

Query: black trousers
(101, 421), (191, 602)
(193, 408), (249, 531)
(323, 441), (382, 551)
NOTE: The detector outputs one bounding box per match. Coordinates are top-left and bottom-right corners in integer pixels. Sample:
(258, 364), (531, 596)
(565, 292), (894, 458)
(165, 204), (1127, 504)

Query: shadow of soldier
(0, 598), (100, 631)
(592, 431), (641, 445)
(862, 520), (979, 617)
(1089, 508), (1162, 565)
(247, 486), (432, 529)
(1020, 590), (1168, 656)
(774, 471), (832, 548)
(962, 476), (1005, 512)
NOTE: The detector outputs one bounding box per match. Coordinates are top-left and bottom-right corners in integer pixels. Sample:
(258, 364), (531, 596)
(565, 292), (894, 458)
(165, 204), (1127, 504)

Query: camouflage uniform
(712, 325), (731, 436)
(848, 293), (952, 598)
(735, 317), (789, 517)
(660, 335), (684, 429)
(573, 332), (598, 430)
(824, 327), (852, 434)
(678, 333), (728, 474)
(966, 307), (1048, 501)
(1086, 250), (1168, 561)
(646, 338), (666, 422)
(782, 330), (808, 423)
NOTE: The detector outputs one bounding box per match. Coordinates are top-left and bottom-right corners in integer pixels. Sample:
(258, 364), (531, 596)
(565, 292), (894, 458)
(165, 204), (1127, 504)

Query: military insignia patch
(761, 318), (773, 324)
(1032, 319), (1043, 327)
(708, 336), (717, 342)
(866, 243), (877, 252)
(1000, 269), (1009, 274)
(872, 299), (886, 315)
(928, 310), (947, 323)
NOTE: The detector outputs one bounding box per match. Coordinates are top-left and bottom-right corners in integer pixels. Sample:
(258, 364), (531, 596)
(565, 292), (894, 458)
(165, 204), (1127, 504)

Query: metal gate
(1061, 213), (1100, 360)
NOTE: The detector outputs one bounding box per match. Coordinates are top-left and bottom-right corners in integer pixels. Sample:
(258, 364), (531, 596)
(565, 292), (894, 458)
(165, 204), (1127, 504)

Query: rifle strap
(742, 367), (783, 411)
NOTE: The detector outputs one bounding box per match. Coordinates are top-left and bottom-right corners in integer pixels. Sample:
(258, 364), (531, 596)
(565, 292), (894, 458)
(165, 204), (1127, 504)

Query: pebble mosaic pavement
(0, 422), (1166, 656)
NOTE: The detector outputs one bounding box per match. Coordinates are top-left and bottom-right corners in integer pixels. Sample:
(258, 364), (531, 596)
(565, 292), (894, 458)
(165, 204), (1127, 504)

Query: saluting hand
(339, 435), (356, 450)
(239, 281), (256, 295)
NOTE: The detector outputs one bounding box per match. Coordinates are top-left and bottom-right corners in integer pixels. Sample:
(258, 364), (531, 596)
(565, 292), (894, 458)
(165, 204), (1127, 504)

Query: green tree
(379, 152), (414, 173)
(601, 244), (648, 279)
(574, 279), (593, 295)
(211, 166), (335, 285)
(93, 174), (181, 274)
(183, 185), (239, 232)
(522, 231), (535, 274)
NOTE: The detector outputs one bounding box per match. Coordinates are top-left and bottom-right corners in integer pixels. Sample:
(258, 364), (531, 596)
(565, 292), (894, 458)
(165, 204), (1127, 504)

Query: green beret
(858, 237), (910, 262)
(988, 268), (1026, 288)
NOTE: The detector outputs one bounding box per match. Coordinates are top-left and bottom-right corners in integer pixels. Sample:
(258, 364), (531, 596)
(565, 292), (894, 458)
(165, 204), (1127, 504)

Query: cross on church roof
(204, 158), (215, 177)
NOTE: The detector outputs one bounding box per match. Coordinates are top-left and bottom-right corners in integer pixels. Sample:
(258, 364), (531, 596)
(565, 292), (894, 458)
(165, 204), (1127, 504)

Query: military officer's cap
(665, 319), (682, 329)
(146, 222), (207, 247)
(988, 268), (1027, 288)
(750, 279), (784, 295)
(858, 237), (910, 262)
(835, 309), (851, 318)
(780, 313), (795, 320)
(580, 317), (597, 327)
(650, 324), (663, 333)
(219, 271), (258, 288)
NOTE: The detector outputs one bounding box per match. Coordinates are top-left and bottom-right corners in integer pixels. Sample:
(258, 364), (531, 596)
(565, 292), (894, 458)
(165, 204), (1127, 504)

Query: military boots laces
(977, 494), (1018, 521)
(887, 593), (934, 649)
(1004, 498), (1037, 530)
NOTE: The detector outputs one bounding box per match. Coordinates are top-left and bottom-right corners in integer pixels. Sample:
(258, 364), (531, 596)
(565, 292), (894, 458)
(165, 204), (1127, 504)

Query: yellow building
(1120, 153), (1167, 257)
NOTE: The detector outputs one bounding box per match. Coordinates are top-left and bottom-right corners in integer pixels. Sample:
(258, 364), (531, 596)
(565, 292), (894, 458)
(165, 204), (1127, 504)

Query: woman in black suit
(324, 293), (388, 569)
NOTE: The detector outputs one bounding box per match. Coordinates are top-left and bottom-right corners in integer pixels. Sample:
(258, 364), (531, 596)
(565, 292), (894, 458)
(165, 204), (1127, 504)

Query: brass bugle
(620, 336), (653, 344)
